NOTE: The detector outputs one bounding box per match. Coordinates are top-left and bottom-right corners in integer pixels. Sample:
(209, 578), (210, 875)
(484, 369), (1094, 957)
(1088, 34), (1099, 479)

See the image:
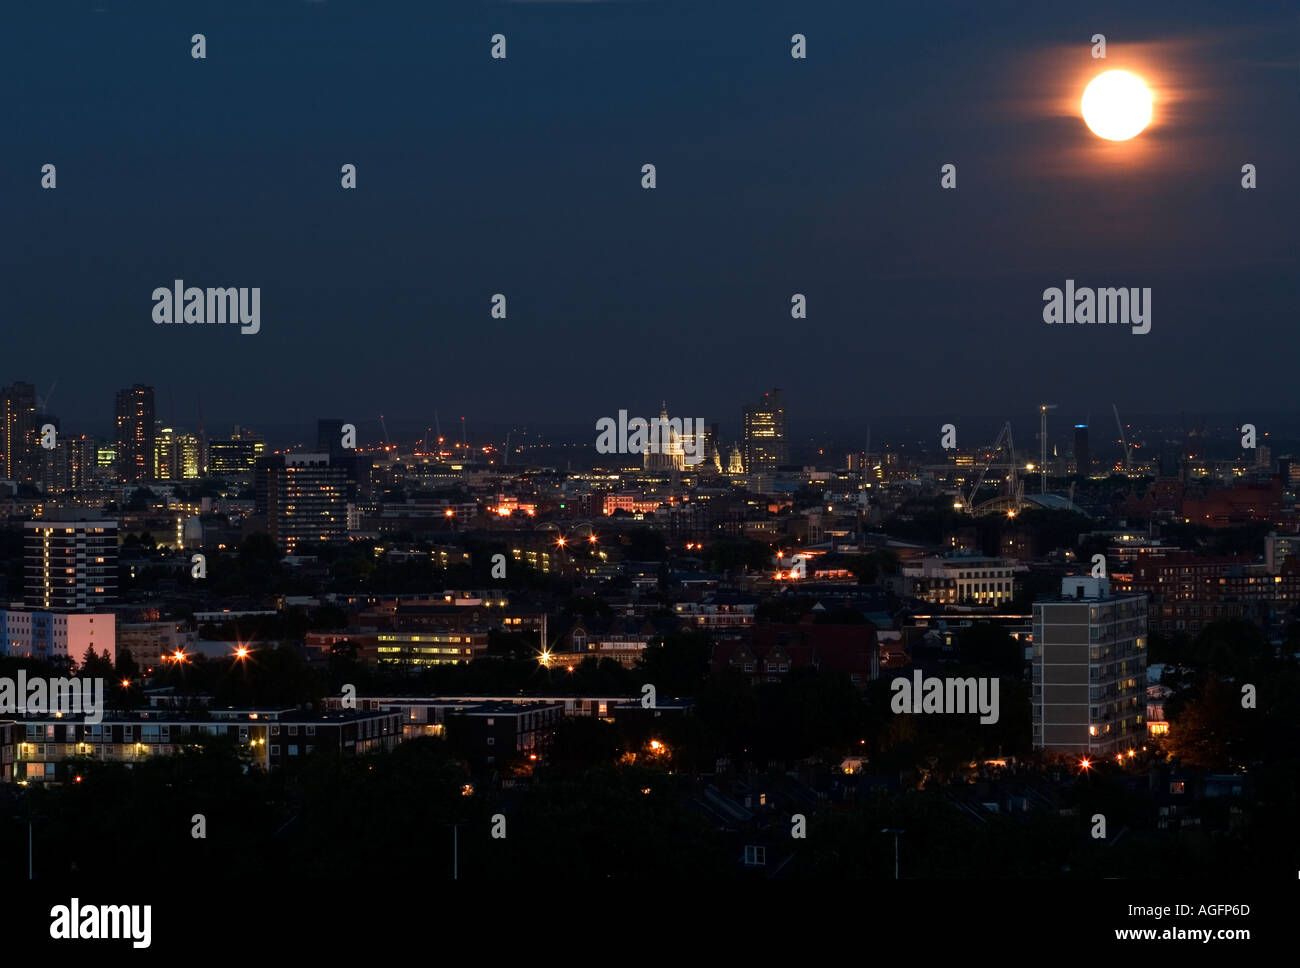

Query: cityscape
(4, 0), (1295, 952)
(2, 382), (1298, 883)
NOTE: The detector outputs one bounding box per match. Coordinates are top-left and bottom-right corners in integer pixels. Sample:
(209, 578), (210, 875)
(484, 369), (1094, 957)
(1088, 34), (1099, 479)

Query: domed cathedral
(727, 445), (744, 475)
(643, 402), (688, 472)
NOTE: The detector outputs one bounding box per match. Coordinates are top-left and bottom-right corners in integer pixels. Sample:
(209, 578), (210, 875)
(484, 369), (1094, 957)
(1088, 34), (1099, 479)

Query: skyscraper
(1, 381), (38, 482)
(317, 418), (346, 459)
(743, 388), (787, 473)
(115, 384), (155, 483)
(66, 435), (100, 491)
(1073, 424), (1090, 477)
(1032, 576), (1147, 757)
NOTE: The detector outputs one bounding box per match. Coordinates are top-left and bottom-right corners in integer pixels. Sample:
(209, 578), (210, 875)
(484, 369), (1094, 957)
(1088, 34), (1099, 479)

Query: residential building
(1032, 576), (1147, 757)
(24, 519), (118, 610)
(115, 384), (155, 483)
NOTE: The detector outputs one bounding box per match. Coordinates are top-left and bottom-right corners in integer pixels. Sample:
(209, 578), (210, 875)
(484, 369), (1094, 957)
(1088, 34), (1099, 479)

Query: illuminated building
(1, 382), (38, 482)
(11, 708), (401, 782)
(65, 435), (100, 490)
(114, 384), (155, 483)
(154, 426), (177, 479)
(743, 388), (787, 472)
(641, 404), (688, 472)
(903, 554), (1019, 606)
(208, 429), (264, 478)
(262, 453), (348, 553)
(1032, 576), (1147, 757)
(727, 446), (744, 475)
(602, 493), (667, 515)
(23, 519), (118, 611)
(375, 629), (488, 665)
(1121, 550), (1300, 634)
(153, 426), (201, 480)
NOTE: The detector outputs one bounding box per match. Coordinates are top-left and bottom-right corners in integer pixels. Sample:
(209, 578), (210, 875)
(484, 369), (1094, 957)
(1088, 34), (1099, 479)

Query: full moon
(1081, 69), (1152, 141)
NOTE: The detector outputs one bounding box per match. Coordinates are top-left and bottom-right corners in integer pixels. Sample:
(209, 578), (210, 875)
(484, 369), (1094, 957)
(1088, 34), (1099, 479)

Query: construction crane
(1039, 403), (1057, 494)
(1112, 404), (1131, 472)
(965, 421), (1019, 511)
(379, 414), (397, 461)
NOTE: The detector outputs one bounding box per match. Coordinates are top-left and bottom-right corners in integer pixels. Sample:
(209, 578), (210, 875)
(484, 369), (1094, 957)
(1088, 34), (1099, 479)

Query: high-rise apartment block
(262, 454), (348, 553)
(24, 519), (119, 611)
(1, 381), (38, 482)
(115, 384), (155, 483)
(1032, 576), (1147, 757)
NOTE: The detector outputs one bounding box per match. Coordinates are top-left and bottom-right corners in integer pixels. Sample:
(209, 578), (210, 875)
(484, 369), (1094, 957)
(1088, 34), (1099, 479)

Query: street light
(881, 828), (905, 880)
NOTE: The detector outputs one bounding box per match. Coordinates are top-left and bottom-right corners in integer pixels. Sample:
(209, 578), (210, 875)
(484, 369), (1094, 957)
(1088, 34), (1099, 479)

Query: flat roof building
(1032, 576), (1147, 758)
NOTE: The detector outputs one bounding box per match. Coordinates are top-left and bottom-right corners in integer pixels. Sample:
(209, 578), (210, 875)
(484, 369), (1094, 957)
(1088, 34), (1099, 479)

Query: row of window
(270, 725), (316, 736)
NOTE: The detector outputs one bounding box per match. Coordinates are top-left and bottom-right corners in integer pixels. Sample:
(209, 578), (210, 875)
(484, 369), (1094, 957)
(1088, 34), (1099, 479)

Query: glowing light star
(1081, 70), (1152, 141)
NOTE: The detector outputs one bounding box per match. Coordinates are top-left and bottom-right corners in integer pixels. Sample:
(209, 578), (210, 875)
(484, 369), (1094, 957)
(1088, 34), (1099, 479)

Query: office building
(154, 426), (201, 480)
(209, 435), (263, 478)
(115, 384), (155, 483)
(743, 388), (787, 472)
(1032, 576), (1147, 757)
(24, 519), (118, 611)
(1074, 424), (1090, 477)
(903, 554), (1019, 606)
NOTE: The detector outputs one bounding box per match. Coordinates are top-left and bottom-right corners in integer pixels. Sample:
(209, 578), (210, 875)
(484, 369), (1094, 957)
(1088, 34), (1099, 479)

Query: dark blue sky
(3, 0), (1296, 442)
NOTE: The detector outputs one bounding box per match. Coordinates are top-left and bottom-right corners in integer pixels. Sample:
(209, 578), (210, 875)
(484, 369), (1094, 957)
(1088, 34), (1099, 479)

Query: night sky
(3, 0), (1296, 440)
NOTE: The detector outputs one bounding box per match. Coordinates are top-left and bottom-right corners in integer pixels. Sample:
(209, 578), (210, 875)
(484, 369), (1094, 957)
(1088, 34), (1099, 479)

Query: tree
(1163, 677), (1244, 770)
(79, 647), (114, 679)
(636, 630), (712, 694)
(546, 718), (622, 775)
(114, 647), (140, 680)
